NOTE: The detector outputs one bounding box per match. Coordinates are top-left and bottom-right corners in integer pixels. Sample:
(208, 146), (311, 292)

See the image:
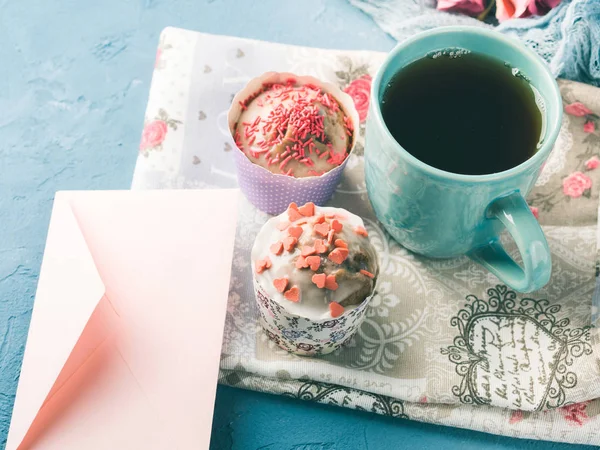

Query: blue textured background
(0, 1), (594, 448)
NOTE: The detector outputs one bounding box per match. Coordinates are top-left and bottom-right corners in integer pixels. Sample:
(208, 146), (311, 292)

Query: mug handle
(467, 191), (552, 293)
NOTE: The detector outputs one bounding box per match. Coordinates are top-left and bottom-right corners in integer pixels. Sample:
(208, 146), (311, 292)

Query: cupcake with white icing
(252, 202), (379, 356)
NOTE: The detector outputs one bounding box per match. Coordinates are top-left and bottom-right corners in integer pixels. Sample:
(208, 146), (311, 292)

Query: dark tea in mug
(380, 50), (543, 175)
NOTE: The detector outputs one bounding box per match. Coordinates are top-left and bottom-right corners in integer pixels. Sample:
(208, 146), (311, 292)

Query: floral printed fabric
(526, 80), (600, 226)
(343, 74), (372, 123)
(132, 28), (600, 445)
(139, 109), (181, 156)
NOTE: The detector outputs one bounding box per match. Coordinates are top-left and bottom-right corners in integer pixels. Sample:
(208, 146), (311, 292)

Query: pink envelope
(6, 189), (240, 450)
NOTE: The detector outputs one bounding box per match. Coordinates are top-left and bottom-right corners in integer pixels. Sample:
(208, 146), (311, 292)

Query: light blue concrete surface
(0, 1), (595, 448)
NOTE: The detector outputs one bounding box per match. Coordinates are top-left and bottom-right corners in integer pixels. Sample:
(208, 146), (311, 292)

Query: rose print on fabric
(336, 57), (372, 157)
(560, 402), (590, 426)
(528, 121), (598, 212)
(509, 410), (524, 424)
(564, 101), (598, 134)
(585, 156), (600, 170)
(508, 409), (534, 424)
(141, 121), (167, 148)
(139, 108), (182, 156)
(343, 74), (372, 123)
(565, 102), (593, 117)
(562, 171), (592, 198)
(530, 206), (539, 219)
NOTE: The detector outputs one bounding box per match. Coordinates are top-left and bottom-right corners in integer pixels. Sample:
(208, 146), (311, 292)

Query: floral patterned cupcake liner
(254, 279), (372, 357)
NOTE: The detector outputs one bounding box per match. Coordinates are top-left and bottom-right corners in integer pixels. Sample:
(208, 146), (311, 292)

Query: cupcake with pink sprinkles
(252, 201), (379, 356)
(228, 72), (359, 214)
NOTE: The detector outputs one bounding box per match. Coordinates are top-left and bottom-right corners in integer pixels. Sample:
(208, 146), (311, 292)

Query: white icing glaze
(252, 206), (378, 320)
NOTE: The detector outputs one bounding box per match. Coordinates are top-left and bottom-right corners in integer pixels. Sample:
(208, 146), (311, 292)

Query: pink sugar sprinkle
(328, 151), (346, 166)
(239, 101), (247, 111)
(327, 229), (335, 245)
(319, 150), (329, 160)
(344, 115), (353, 131)
(279, 155), (293, 171)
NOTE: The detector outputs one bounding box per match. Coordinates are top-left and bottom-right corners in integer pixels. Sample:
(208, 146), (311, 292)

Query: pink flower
(344, 75), (372, 123)
(528, 0), (561, 15)
(140, 120), (168, 151)
(155, 48), (162, 68)
(585, 156), (600, 170)
(560, 402), (590, 426)
(436, 0), (485, 16)
(530, 206), (539, 219)
(564, 102), (593, 117)
(584, 120), (595, 133)
(509, 410), (524, 424)
(496, 0), (561, 22)
(562, 171), (593, 198)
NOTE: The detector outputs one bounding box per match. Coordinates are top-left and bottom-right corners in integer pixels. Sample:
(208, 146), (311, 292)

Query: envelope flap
(6, 193), (106, 450)
(63, 189), (240, 449)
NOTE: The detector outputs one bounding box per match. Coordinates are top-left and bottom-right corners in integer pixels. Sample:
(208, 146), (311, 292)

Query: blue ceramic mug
(364, 27), (562, 293)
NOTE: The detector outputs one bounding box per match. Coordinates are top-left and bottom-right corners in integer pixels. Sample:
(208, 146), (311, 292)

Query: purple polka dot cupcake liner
(228, 72), (359, 215)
